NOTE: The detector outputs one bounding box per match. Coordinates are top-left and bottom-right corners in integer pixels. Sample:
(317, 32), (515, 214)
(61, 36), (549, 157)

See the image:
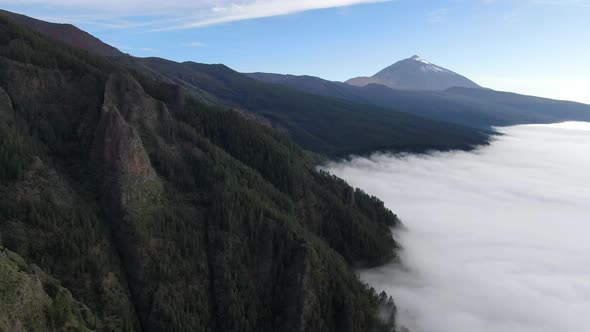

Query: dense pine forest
(0, 14), (400, 331)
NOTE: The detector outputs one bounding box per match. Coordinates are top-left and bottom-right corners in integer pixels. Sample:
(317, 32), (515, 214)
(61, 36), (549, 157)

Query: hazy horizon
(326, 122), (590, 332)
(1, 0), (589, 104)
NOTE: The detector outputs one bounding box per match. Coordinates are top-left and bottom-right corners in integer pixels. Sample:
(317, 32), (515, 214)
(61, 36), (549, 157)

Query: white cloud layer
(325, 122), (590, 332)
(1, 0), (387, 29)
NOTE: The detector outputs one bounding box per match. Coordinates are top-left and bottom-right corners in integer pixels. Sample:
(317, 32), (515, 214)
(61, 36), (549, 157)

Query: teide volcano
(346, 55), (481, 91)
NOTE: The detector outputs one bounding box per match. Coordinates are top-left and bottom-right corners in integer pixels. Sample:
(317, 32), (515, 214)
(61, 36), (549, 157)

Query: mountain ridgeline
(115, 57), (489, 157)
(0, 12), (408, 331)
(247, 71), (590, 130)
(0, 9), (123, 57)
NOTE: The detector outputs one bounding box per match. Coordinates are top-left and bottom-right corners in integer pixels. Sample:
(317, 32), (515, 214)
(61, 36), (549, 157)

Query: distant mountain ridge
(346, 55), (481, 91)
(121, 57), (487, 156)
(248, 72), (590, 129)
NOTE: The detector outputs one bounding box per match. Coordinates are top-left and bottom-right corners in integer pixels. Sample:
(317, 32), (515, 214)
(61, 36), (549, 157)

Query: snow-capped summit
(410, 55), (430, 64)
(346, 55), (480, 91)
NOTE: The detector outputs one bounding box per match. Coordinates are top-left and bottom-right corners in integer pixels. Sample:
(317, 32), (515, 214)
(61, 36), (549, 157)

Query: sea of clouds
(325, 122), (590, 332)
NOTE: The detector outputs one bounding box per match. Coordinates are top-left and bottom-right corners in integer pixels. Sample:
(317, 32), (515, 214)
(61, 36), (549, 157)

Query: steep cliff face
(92, 94), (155, 179)
(91, 74), (161, 220)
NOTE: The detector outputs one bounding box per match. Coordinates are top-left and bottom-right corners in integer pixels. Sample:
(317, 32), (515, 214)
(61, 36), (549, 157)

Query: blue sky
(2, 0), (589, 103)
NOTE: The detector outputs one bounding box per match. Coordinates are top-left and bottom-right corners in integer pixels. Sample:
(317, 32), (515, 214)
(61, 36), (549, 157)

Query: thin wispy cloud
(0, 0), (389, 30)
(120, 46), (158, 52)
(428, 8), (449, 23)
(183, 42), (206, 47)
(480, 0), (590, 6)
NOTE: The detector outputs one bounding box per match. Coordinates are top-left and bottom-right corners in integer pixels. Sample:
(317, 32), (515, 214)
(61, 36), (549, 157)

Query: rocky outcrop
(92, 98), (154, 178)
(91, 74), (158, 179)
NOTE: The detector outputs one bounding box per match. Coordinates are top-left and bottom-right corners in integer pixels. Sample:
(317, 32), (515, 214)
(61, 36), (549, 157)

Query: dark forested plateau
(0, 10), (487, 331)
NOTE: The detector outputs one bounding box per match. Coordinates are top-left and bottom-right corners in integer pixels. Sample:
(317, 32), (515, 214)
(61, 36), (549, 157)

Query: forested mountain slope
(119, 57), (489, 156)
(0, 14), (398, 331)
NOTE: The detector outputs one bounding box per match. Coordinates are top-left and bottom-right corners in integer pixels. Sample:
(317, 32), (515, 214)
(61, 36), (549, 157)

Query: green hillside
(0, 14), (397, 331)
